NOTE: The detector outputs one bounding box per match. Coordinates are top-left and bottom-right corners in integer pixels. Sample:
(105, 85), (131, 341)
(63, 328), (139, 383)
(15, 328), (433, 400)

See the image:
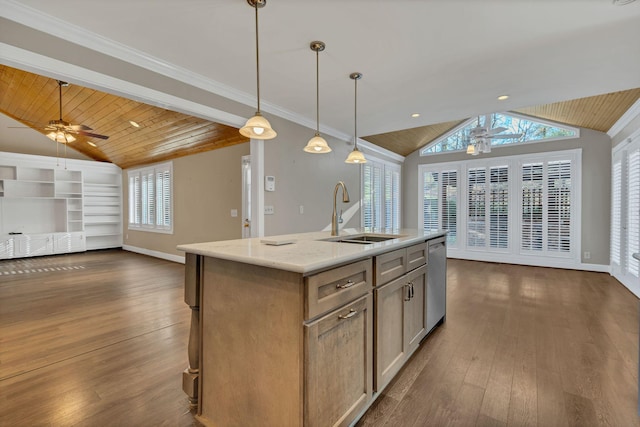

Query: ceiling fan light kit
(240, 0), (277, 140)
(43, 80), (109, 145)
(466, 113), (522, 156)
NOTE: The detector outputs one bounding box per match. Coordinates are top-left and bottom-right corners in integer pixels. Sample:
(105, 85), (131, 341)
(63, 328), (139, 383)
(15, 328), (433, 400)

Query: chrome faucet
(332, 181), (350, 236)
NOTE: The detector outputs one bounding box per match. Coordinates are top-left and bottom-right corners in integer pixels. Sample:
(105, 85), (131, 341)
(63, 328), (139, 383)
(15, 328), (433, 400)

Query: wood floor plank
(1, 253), (639, 426)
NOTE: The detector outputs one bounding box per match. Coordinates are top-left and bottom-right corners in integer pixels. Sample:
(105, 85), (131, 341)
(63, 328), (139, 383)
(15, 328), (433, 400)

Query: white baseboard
(123, 245), (185, 264)
(447, 251), (609, 273)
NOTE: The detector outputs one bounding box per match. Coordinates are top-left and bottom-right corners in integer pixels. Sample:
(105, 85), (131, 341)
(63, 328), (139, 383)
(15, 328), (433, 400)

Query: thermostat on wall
(265, 176), (275, 192)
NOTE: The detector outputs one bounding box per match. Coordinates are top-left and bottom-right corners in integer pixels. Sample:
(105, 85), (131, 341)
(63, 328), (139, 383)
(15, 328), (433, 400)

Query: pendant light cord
(354, 77), (358, 149)
(316, 48), (320, 134)
(58, 82), (63, 121)
(254, 2), (261, 113)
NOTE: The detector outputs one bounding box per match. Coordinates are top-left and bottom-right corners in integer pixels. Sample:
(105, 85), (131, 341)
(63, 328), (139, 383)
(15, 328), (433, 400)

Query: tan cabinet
(374, 264), (427, 392)
(305, 294), (373, 427)
(198, 257), (373, 427)
(373, 242), (428, 393)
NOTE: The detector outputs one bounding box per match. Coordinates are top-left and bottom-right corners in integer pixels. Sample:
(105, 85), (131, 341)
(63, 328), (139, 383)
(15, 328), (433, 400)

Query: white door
(611, 136), (640, 296)
(241, 155), (251, 239)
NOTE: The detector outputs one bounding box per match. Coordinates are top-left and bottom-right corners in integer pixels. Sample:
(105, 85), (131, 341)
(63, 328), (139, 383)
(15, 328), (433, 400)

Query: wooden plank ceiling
(2, 65), (638, 163)
(364, 88), (640, 156)
(0, 65), (248, 169)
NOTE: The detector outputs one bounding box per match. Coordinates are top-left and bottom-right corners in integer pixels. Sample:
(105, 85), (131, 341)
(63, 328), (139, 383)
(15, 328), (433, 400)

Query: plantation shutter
(362, 162), (382, 228)
(362, 160), (400, 230)
(156, 167), (172, 230)
(547, 160), (572, 253)
(611, 159), (622, 267)
(521, 163), (544, 251)
(467, 168), (486, 248)
(127, 162), (173, 232)
(441, 170), (458, 245)
(422, 171), (439, 232)
(384, 167), (401, 229)
(627, 147), (640, 277)
(489, 166), (509, 249)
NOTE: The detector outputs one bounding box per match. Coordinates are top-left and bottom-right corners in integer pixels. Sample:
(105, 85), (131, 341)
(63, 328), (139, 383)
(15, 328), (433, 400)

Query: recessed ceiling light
(411, 113), (420, 118)
(87, 141), (97, 147)
(497, 95), (509, 101)
(129, 120), (140, 128)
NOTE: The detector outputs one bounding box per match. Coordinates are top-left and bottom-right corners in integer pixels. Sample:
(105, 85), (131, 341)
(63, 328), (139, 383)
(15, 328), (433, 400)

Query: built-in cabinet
(189, 236), (446, 427)
(0, 152), (122, 259)
(374, 243), (428, 392)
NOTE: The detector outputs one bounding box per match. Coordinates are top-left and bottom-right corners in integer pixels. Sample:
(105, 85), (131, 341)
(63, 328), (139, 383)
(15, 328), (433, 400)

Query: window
(420, 167), (458, 246)
(362, 158), (401, 230)
(420, 112), (579, 156)
(419, 149), (580, 267)
(128, 162), (173, 233)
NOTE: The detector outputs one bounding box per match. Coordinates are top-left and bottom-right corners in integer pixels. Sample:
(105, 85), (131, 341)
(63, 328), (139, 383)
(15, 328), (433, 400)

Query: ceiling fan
(14, 80), (110, 145)
(466, 114), (522, 155)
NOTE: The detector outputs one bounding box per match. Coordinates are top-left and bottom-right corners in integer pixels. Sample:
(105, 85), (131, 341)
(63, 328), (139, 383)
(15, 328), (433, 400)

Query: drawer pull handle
(338, 309), (358, 320)
(336, 279), (355, 289)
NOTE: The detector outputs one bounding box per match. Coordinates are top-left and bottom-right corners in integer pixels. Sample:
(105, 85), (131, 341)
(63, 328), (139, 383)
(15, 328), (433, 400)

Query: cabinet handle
(410, 282), (414, 300)
(404, 284), (411, 301)
(338, 309), (358, 320)
(336, 279), (355, 289)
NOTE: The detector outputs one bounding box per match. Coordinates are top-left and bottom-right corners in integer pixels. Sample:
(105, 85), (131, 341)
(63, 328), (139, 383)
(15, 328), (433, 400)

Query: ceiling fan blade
(488, 133), (522, 139)
(76, 130), (109, 140)
(486, 126), (507, 135)
(69, 124), (93, 131)
(483, 114), (491, 129)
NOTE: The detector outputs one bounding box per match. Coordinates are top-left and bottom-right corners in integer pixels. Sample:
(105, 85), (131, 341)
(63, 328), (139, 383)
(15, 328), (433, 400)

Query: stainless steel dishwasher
(427, 236), (447, 333)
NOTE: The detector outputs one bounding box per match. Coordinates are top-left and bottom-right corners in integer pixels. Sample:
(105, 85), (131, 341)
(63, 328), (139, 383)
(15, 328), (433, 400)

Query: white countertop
(177, 228), (446, 274)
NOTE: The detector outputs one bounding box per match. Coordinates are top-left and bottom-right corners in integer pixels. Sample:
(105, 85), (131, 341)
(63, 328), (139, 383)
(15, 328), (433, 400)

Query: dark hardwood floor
(0, 250), (638, 426)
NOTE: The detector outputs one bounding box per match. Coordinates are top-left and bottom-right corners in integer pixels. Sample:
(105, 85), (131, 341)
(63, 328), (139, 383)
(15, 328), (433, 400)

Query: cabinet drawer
(406, 242), (427, 271)
(374, 247), (407, 286)
(305, 259), (372, 320)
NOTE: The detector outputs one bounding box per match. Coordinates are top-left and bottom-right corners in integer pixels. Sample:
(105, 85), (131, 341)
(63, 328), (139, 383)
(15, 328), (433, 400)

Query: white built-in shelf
(0, 154), (123, 258)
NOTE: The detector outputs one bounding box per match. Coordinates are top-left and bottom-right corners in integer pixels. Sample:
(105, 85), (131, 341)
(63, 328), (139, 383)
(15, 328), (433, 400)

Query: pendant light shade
(345, 72), (367, 164)
(240, 0), (276, 140)
(304, 41), (331, 153)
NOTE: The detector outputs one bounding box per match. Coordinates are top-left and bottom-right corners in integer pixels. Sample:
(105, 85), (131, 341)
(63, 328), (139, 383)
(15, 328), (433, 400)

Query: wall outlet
(231, 209), (238, 217)
(299, 205), (304, 215)
(264, 205), (275, 215)
(583, 251), (591, 259)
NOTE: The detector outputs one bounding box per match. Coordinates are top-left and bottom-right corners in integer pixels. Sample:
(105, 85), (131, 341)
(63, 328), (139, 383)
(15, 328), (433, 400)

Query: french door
(611, 137), (640, 296)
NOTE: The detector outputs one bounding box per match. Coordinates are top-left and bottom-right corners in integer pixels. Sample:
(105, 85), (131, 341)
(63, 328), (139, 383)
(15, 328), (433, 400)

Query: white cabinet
(0, 152), (122, 258)
(53, 232), (85, 254)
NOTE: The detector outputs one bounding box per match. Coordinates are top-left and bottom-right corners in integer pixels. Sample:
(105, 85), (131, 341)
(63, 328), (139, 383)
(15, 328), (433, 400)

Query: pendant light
(345, 72), (367, 164)
(239, 0), (277, 140)
(303, 41), (331, 153)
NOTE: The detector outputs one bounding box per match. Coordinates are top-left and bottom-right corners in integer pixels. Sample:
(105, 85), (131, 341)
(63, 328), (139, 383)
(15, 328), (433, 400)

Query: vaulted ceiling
(0, 65), (248, 169)
(2, 1), (640, 167)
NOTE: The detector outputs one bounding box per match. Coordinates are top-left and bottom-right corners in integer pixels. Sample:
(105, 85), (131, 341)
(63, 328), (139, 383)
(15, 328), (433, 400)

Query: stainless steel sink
(321, 234), (403, 244)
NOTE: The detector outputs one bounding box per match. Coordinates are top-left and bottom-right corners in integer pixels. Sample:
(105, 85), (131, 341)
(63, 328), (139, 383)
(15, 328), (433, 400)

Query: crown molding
(608, 97), (640, 138)
(0, 43), (247, 128)
(1, 0), (370, 149)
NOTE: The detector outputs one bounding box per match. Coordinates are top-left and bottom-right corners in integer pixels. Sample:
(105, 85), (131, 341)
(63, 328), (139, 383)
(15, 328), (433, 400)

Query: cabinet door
(23, 234), (53, 257)
(374, 275), (408, 392)
(405, 265), (427, 355)
(305, 294), (373, 427)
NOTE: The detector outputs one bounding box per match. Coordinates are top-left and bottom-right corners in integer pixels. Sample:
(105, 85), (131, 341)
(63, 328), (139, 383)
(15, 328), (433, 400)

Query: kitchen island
(178, 228), (447, 427)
